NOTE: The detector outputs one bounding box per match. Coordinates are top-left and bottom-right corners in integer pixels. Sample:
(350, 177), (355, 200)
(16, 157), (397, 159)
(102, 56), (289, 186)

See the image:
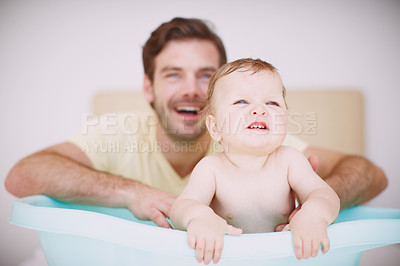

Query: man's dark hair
(142, 17), (227, 81)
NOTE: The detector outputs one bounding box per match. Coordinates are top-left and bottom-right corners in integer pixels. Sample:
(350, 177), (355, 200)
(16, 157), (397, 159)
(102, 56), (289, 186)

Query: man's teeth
(176, 106), (200, 113)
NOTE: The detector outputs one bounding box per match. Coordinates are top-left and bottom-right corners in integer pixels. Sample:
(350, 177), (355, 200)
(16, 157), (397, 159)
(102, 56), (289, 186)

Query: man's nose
(182, 75), (201, 98)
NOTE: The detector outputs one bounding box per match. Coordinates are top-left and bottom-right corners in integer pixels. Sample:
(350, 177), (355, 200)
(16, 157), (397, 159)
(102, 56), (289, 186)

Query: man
(5, 18), (387, 230)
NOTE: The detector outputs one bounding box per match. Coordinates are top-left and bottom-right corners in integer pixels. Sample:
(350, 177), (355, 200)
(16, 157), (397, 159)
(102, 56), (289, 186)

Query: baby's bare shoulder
(196, 153), (225, 168)
(275, 145), (304, 158)
(273, 146), (309, 167)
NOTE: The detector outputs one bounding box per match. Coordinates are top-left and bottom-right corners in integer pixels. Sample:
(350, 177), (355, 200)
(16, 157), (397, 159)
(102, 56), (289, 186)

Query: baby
(170, 58), (340, 264)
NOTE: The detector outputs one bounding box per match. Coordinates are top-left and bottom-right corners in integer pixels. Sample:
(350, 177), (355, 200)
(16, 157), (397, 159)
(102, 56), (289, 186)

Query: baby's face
(207, 70), (287, 155)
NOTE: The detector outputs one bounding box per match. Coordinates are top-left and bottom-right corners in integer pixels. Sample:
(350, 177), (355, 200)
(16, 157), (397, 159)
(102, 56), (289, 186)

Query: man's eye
(266, 101), (279, 106)
(167, 73), (179, 78)
(200, 73), (212, 79)
(234, 100), (248, 104)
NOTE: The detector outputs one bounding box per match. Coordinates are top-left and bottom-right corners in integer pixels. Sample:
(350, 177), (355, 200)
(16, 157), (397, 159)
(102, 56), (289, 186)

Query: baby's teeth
(250, 125), (265, 129)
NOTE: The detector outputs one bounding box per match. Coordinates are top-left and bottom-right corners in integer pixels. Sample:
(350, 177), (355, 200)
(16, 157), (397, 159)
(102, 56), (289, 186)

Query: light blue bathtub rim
(9, 195), (400, 266)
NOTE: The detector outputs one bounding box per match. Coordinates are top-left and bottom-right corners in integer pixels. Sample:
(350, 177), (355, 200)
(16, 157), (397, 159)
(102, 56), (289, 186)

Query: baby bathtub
(10, 195), (400, 266)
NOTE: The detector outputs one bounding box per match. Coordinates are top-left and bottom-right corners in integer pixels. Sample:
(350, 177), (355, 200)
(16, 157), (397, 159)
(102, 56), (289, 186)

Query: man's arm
(303, 146), (388, 210)
(4, 142), (176, 228)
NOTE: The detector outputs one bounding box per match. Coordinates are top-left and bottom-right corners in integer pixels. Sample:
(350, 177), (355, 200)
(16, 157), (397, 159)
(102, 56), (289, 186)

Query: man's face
(145, 39), (220, 141)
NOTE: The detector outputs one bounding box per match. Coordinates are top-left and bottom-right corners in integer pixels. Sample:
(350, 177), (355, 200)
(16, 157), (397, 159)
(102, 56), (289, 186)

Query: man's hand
(5, 142), (178, 229)
(274, 155), (319, 232)
(307, 155), (319, 173)
(127, 183), (177, 229)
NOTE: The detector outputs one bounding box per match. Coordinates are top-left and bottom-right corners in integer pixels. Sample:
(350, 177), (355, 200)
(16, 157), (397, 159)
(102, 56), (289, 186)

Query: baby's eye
(266, 101), (279, 106)
(234, 100), (248, 104)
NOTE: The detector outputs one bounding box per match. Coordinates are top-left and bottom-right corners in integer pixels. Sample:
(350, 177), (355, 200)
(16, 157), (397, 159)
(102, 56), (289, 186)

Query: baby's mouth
(247, 121), (269, 130)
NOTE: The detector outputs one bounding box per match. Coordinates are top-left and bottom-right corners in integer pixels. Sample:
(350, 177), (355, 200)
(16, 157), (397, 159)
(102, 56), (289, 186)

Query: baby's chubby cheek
(271, 116), (287, 134)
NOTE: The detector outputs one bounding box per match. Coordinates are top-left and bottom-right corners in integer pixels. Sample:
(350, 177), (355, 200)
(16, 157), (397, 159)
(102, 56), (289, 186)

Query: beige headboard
(93, 90), (364, 155)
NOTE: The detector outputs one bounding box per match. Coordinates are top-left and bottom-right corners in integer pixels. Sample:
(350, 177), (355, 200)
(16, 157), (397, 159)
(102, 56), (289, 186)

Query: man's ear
(206, 115), (222, 142)
(143, 74), (154, 104)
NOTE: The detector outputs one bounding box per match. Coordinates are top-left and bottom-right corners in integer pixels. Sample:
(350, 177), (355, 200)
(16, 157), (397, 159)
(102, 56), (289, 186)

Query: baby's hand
(285, 211), (330, 260)
(187, 213), (242, 264)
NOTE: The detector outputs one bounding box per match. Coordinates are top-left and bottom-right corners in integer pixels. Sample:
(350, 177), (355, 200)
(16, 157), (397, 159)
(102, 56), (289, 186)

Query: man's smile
(175, 106), (201, 116)
(171, 100), (205, 120)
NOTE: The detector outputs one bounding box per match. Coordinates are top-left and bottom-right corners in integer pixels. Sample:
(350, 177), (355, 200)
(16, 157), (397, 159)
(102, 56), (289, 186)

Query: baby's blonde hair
(202, 58), (287, 120)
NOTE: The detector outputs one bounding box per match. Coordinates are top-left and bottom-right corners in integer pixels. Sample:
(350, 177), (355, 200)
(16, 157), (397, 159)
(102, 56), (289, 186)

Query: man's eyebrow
(159, 66), (218, 73)
(160, 66), (182, 73)
(199, 67), (218, 72)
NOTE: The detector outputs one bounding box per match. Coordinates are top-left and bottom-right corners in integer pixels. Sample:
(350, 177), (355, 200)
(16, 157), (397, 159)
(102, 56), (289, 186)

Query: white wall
(1, 0), (399, 265)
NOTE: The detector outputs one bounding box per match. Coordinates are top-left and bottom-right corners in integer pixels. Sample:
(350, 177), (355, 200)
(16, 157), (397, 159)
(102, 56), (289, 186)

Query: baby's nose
(251, 106), (267, 116)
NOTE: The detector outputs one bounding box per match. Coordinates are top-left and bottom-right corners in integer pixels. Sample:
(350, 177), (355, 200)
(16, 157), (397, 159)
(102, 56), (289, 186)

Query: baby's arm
(170, 157), (242, 264)
(284, 147), (340, 260)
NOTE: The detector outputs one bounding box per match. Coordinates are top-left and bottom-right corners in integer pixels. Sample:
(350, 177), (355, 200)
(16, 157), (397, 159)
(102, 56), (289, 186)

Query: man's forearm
(5, 151), (136, 208)
(6, 143), (177, 228)
(324, 155), (387, 209)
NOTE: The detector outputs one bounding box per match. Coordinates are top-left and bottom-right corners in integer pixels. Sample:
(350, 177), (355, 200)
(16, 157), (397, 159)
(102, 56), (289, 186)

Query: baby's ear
(206, 115), (222, 142)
